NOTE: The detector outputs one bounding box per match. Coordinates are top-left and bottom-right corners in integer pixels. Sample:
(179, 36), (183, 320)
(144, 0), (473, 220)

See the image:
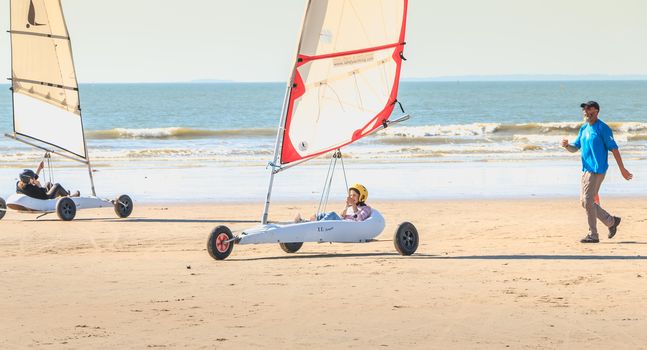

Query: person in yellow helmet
(304, 183), (372, 222)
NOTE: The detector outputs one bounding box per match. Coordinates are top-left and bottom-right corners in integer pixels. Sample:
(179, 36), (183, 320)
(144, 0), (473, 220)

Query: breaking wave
(375, 121), (647, 144)
(84, 122), (647, 144)
(86, 127), (275, 140)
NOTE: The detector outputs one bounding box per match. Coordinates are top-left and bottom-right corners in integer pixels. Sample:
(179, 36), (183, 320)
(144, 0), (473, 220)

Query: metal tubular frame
(260, 0), (312, 225)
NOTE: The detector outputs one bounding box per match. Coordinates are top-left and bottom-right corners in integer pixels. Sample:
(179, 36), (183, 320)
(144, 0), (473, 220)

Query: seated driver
(302, 183), (372, 222)
(16, 162), (79, 200)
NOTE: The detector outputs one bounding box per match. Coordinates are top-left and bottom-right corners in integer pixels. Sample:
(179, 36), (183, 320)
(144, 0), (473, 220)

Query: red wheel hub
(215, 232), (230, 253)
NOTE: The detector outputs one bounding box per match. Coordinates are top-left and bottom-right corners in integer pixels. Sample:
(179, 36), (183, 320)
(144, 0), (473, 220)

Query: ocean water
(0, 81), (646, 202)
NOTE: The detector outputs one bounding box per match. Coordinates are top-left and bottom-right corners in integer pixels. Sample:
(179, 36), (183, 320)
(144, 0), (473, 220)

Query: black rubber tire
(207, 226), (234, 260)
(114, 194), (134, 218)
(0, 197), (6, 221)
(279, 242), (303, 253)
(394, 222), (419, 256)
(56, 197), (76, 221)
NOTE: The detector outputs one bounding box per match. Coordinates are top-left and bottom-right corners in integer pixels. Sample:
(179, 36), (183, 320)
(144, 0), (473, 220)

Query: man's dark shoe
(580, 235), (600, 243)
(608, 216), (621, 239)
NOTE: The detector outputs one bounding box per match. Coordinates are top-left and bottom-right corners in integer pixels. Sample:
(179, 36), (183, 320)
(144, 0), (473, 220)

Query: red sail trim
(400, 0), (409, 44)
(280, 68), (306, 164)
(280, 45), (404, 165)
(280, 0), (409, 165)
(298, 42), (404, 63)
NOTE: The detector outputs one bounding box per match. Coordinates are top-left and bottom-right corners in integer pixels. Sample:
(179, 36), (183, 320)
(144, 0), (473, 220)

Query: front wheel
(207, 226), (234, 260)
(0, 197), (6, 221)
(394, 222), (419, 256)
(279, 242), (303, 253)
(114, 195), (133, 218)
(56, 197), (77, 221)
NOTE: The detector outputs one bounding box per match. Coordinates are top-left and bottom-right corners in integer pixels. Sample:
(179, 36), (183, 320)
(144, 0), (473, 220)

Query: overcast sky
(1, 0), (646, 83)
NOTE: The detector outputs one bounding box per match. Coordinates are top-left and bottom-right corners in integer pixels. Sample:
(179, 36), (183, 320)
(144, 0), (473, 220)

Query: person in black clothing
(16, 162), (78, 200)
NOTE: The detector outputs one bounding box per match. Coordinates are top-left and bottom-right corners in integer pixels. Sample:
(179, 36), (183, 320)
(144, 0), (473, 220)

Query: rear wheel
(56, 197), (76, 221)
(0, 197), (6, 221)
(279, 242), (303, 253)
(394, 222), (419, 256)
(207, 226), (234, 260)
(114, 195), (133, 218)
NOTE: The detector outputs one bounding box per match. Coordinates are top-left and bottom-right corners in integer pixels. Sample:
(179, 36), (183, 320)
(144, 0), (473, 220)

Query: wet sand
(1, 198), (646, 349)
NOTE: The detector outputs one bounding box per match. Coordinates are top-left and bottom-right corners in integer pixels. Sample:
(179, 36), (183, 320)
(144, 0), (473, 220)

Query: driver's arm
(36, 161), (45, 175)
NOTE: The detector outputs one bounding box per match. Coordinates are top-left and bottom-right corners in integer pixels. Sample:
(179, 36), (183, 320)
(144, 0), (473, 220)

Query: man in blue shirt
(561, 101), (633, 243)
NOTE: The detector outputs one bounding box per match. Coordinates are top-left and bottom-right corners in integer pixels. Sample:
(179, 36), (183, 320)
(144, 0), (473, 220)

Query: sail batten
(11, 77), (79, 91)
(279, 0), (408, 165)
(9, 0), (87, 159)
(298, 41), (404, 62)
(9, 30), (70, 40)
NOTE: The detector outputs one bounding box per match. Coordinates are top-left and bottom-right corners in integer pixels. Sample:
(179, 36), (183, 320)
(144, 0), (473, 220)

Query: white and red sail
(10, 0), (87, 159)
(280, 0), (408, 165)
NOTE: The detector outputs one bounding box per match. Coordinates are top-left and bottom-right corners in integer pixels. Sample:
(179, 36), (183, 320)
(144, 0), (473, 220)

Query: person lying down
(296, 183), (372, 222)
(15, 161), (80, 200)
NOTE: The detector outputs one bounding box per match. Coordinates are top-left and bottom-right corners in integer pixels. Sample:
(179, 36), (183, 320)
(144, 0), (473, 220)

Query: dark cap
(580, 101), (600, 110)
(19, 169), (37, 183)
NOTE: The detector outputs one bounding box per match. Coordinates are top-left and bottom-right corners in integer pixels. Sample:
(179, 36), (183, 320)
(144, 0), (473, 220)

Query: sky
(0, 0), (646, 83)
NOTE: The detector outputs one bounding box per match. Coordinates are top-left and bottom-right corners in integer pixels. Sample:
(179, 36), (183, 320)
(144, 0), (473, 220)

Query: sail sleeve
(279, 0), (408, 165)
(10, 0), (86, 159)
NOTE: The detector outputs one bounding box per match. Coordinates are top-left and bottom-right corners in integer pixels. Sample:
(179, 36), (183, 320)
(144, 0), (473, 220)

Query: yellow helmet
(349, 183), (368, 203)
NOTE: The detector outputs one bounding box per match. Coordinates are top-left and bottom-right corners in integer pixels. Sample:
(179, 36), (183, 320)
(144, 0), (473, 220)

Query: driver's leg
(47, 183), (70, 199)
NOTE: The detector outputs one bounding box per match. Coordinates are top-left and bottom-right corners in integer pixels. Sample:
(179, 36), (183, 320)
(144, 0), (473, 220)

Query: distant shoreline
(2, 76), (647, 85)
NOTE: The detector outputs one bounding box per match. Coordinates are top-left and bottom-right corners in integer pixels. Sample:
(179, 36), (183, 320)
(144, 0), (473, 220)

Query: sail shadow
(432, 254), (647, 260)
(23, 217), (259, 224)
(120, 218), (260, 224)
(228, 253), (647, 262)
(227, 252), (438, 261)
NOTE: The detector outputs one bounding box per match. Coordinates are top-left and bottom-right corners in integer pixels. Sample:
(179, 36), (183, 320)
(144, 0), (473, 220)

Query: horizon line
(1, 74), (647, 85)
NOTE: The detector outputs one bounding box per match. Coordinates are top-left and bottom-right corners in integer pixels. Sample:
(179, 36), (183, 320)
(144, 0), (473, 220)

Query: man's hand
(611, 149), (632, 181)
(620, 167), (633, 181)
(36, 161), (45, 173)
(560, 139), (569, 148)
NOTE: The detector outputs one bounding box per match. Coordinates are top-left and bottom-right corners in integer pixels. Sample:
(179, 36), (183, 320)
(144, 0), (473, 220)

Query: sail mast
(9, 0), (15, 137)
(261, 0), (313, 224)
(59, 0), (97, 196)
(261, 86), (291, 224)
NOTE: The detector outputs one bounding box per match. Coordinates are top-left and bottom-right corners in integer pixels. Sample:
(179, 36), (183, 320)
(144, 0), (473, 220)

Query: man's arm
(561, 127), (582, 153)
(601, 124), (632, 180)
(560, 139), (579, 153)
(611, 149), (633, 180)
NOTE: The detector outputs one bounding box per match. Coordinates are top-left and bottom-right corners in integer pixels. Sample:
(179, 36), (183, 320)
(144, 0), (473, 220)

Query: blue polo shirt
(571, 119), (618, 174)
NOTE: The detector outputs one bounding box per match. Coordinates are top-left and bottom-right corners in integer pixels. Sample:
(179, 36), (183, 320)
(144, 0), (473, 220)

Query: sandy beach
(2, 0), (647, 348)
(1, 198), (646, 349)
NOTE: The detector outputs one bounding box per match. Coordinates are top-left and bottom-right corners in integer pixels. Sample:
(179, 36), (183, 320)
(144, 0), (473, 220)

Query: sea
(1, 81), (646, 204)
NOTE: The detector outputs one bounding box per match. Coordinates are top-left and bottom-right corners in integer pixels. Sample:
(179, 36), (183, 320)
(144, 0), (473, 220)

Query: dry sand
(1, 198), (646, 349)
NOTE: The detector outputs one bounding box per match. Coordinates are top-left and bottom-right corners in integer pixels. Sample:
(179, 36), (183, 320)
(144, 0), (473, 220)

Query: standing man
(560, 101), (633, 243)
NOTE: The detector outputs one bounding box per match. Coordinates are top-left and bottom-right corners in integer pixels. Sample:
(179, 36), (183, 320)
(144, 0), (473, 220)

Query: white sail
(10, 0), (86, 158)
(280, 0), (408, 164)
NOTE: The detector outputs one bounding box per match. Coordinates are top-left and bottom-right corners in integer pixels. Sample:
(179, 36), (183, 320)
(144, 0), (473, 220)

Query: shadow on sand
(121, 218), (260, 224)
(600, 241), (647, 245)
(228, 252), (647, 262)
(24, 217), (260, 224)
